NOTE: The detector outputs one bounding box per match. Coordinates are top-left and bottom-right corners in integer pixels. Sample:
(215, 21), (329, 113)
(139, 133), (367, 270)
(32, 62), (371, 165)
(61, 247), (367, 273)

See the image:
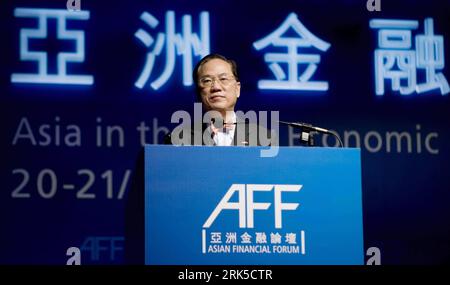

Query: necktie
(210, 122), (219, 139)
(210, 120), (235, 145)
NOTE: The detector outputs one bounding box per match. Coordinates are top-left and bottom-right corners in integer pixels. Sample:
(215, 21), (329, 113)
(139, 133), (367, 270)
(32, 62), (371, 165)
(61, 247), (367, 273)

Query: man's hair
(193, 54), (240, 101)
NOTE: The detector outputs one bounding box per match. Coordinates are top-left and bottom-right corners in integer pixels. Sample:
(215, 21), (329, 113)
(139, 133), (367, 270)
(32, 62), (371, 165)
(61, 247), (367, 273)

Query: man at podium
(126, 53), (277, 264)
(165, 53), (276, 146)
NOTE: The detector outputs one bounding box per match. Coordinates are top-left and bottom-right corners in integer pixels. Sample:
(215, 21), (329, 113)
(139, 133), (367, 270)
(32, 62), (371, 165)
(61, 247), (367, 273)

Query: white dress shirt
(210, 112), (236, 146)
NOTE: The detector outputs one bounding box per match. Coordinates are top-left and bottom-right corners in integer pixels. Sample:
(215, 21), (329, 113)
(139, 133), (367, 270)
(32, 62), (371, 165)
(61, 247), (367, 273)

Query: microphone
(278, 121), (332, 134)
(278, 120), (343, 147)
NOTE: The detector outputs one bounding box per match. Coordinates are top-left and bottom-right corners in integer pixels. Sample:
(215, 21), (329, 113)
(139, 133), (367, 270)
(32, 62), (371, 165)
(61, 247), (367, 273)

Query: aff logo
(80, 236), (124, 262)
(203, 184), (302, 229)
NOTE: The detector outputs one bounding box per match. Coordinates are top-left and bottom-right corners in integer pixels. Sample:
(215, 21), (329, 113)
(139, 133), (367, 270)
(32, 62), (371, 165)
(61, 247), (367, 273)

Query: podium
(144, 145), (363, 265)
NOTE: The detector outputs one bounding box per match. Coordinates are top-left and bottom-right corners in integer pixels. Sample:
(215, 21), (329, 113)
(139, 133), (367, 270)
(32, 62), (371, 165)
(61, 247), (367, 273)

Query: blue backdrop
(1, 0), (449, 264)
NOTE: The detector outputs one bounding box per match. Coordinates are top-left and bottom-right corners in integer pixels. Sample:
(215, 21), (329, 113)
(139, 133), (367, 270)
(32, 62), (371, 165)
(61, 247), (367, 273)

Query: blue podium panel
(145, 145), (363, 265)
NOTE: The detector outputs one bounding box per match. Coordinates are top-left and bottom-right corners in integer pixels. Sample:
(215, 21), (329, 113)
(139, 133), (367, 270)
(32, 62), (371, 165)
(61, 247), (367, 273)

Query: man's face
(197, 58), (241, 114)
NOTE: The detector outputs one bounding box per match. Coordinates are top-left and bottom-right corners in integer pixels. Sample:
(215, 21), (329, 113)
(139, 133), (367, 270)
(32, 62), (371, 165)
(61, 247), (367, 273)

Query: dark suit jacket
(164, 121), (275, 146)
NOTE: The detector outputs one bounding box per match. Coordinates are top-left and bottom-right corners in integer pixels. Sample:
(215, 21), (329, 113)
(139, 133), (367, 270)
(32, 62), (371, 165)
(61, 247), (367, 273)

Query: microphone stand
(279, 121), (343, 147)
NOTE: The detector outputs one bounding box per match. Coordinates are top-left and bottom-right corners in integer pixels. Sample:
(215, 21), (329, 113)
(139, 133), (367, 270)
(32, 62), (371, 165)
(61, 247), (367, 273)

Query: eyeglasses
(198, 75), (236, 88)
